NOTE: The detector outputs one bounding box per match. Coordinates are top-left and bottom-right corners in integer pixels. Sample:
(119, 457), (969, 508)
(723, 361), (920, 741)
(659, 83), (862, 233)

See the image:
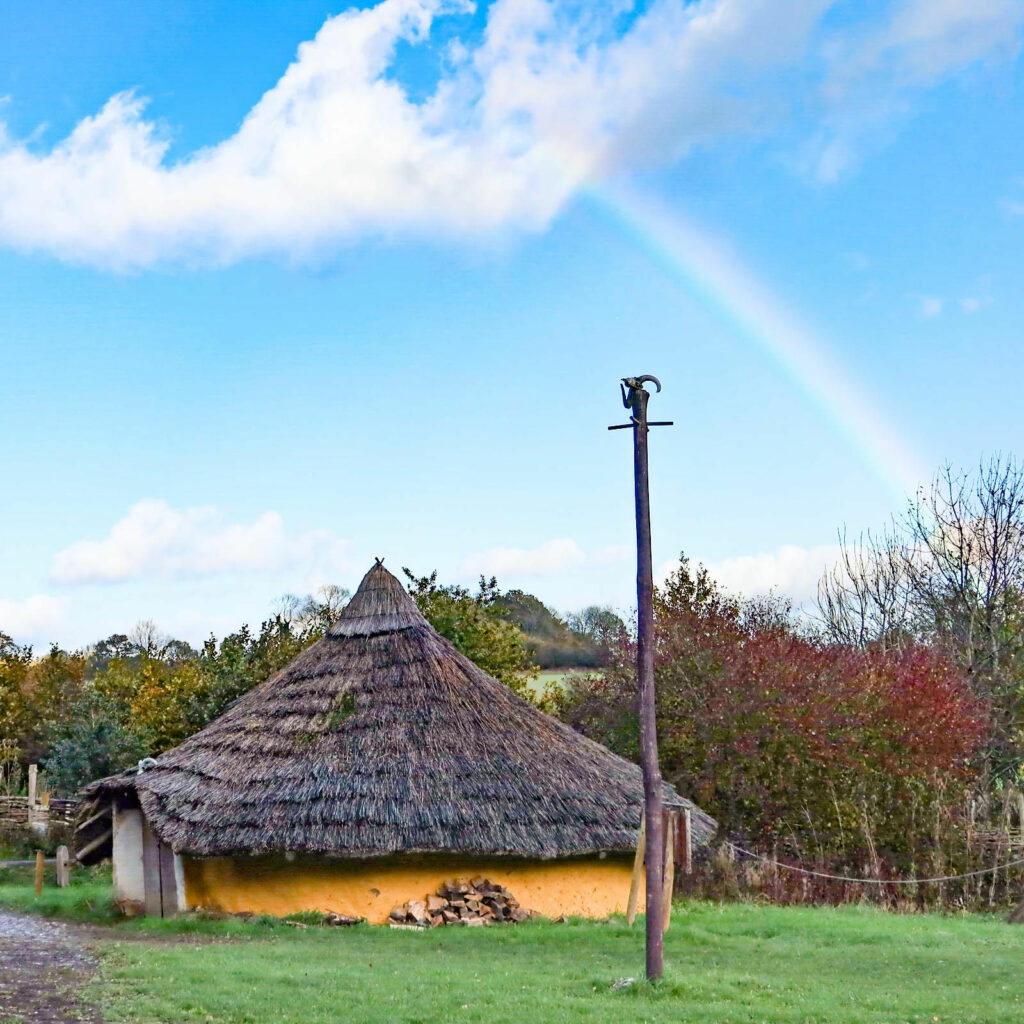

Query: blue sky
(1, 0), (1022, 649)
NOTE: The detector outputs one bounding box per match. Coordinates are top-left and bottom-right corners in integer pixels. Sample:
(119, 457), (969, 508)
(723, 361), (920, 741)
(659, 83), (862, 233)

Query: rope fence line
(725, 842), (1024, 886)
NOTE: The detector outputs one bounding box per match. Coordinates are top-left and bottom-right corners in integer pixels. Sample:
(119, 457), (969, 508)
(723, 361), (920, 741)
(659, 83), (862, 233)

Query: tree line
(3, 455), (1022, 907)
(0, 571), (619, 796)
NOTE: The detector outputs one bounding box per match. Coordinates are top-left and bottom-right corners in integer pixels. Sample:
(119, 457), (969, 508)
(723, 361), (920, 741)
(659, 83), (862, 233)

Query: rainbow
(585, 181), (927, 501)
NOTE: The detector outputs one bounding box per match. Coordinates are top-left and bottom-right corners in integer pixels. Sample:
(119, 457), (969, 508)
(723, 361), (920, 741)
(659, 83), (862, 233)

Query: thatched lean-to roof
(81, 563), (715, 862)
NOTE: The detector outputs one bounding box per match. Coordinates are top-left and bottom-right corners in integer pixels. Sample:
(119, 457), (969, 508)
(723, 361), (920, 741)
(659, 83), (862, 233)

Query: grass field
(527, 667), (589, 696)
(3, 878), (1024, 1023)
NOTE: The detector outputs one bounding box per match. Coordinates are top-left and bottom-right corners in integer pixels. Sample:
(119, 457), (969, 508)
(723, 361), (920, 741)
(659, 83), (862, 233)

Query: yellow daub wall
(183, 853), (640, 923)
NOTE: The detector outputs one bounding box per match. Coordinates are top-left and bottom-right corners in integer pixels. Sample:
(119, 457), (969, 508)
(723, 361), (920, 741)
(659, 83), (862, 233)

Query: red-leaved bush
(556, 558), (991, 897)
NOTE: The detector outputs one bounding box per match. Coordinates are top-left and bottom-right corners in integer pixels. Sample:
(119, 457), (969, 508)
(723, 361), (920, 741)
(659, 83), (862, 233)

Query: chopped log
(389, 878), (532, 927)
(323, 912), (362, 926)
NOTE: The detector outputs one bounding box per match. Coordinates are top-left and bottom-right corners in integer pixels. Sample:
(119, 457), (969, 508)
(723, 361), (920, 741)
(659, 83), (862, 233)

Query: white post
(27, 764), (37, 807)
(56, 845), (71, 887)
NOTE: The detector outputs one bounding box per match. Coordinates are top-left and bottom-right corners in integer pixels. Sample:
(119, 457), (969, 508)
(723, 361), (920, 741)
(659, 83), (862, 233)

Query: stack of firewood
(389, 878), (532, 927)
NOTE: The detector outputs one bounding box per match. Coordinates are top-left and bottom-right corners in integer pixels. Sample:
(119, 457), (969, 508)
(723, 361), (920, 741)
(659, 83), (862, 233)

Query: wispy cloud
(913, 290), (993, 317)
(805, 0), (1022, 180)
(958, 295), (992, 313)
(458, 538), (587, 578)
(50, 499), (351, 585)
(0, 594), (66, 645)
(0, 0), (1018, 267)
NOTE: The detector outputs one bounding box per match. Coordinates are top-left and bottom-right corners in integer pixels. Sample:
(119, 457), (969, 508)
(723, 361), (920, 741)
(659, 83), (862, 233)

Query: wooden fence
(0, 795), (79, 830)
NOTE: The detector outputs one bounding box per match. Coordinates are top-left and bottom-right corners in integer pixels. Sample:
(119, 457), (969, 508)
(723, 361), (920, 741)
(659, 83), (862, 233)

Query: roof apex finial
(374, 556), (385, 567)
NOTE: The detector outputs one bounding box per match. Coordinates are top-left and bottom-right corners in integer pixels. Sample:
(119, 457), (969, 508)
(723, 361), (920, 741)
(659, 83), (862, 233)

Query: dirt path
(0, 912), (100, 1024)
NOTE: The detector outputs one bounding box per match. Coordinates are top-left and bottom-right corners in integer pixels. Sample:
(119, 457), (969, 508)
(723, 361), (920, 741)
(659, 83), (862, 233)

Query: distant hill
(492, 589), (623, 669)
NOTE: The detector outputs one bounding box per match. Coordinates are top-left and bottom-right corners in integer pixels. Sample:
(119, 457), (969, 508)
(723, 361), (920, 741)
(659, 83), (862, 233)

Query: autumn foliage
(557, 558), (989, 877)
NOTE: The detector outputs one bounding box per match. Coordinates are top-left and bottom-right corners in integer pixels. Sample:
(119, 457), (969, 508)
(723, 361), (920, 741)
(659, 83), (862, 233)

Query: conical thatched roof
(82, 563), (715, 861)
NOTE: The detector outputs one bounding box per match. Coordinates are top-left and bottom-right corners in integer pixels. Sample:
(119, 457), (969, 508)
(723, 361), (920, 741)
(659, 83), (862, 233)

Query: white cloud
(959, 295), (991, 313)
(918, 294), (944, 317)
(0, 0), (1016, 266)
(50, 499), (351, 585)
(0, 594), (66, 644)
(459, 538), (587, 577)
(660, 544), (840, 607)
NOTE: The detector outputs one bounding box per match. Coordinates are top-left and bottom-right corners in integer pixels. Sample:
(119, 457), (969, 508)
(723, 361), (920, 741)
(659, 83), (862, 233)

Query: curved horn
(634, 374), (662, 393)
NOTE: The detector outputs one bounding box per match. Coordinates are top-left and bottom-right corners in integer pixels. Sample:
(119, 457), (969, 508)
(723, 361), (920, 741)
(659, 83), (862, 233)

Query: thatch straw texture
(82, 563), (715, 861)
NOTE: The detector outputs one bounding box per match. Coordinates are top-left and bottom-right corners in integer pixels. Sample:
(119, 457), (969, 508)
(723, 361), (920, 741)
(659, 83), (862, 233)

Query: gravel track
(0, 912), (100, 1023)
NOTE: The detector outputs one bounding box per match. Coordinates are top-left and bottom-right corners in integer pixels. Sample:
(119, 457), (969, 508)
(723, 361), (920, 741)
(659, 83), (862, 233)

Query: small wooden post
(56, 845), (70, 888)
(682, 807), (693, 875)
(34, 850), (44, 895)
(27, 764), (38, 808)
(662, 811), (675, 933)
(627, 812), (646, 926)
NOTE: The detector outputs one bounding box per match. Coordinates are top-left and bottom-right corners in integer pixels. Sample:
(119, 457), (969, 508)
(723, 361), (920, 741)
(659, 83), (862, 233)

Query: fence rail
(0, 795), (79, 830)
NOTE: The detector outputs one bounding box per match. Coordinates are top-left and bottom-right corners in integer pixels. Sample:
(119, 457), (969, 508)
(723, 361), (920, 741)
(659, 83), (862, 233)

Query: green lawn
(4, 879), (1023, 1024)
(527, 668), (588, 696)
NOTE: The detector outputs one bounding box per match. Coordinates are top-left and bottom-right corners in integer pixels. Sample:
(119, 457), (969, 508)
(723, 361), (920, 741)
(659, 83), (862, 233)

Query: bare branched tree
(274, 585), (352, 636)
(905, 458), (1024, 683)
(818, 455), (1024, 781)
(817, 526), (913, 651)
(128, 619), (170, 658)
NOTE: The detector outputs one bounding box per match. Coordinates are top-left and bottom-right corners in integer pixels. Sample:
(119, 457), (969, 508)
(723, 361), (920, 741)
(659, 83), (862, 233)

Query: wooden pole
(627, 812), (646, 926)
(683, 807), (693, 875)
(611, 375), (671, 980)
(34, 850), (44, 895)
(633, 380), (665, 980)
(74, 827), (112, 863)
(662, 810), (675, 933)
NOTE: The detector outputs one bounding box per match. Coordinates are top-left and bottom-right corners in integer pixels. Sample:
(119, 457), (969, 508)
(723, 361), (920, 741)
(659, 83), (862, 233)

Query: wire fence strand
(725, 842), (1024, 886)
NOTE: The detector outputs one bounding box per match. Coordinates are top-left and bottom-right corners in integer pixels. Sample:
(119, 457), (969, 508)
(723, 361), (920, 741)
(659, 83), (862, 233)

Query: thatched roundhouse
(77, 562), (715, 920)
